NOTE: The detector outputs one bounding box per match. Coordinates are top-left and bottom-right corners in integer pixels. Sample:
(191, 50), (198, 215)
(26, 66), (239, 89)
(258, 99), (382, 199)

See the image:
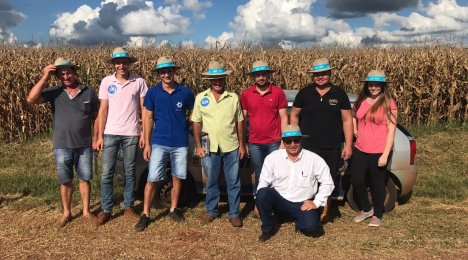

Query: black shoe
(258, 232), (273, 242)
(168, 209), (185, 223)
(135, 214), (151, 232)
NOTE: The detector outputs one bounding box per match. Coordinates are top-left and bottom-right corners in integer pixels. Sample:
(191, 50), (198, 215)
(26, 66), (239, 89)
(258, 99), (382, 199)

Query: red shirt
(355, 98), (397, 153)
(240, 84), (287, 144)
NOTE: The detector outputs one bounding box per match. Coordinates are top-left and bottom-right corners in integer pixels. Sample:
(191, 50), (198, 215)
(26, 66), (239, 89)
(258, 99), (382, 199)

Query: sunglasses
(283, 137), (301, 145)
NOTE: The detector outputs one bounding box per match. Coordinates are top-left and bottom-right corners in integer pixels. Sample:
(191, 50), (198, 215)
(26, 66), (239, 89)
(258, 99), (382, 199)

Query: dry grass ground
(0, 125), (467, 259)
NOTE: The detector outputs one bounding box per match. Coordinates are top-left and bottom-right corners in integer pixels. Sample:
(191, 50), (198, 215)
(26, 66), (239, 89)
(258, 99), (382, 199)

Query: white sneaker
(353, 208), (374, 223)
(368, 216), (382, 227)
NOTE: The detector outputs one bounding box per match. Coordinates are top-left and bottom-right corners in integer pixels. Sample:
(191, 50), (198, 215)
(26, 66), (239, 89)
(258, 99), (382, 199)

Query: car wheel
(155, 178), (172, 208)
(347, 177), (397, 213)
(397, 190), (413, 205)
(155, 172), (197, 209)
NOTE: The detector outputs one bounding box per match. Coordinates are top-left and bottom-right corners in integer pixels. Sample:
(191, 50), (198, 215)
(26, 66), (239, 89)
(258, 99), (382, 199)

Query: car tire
(347, 177), (397, 213)
(397, 190), (413, 205)
(155, 172), (197, 209)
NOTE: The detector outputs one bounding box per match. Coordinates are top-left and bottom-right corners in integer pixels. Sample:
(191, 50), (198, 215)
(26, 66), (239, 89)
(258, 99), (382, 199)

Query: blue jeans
(256, 187), (321, 234)
(248, 142), (280, 194)
(101, 135), (138, 213)
(202, 149), (240, 218)
(54, 147), (93, 184)
(147, 144), (188, 182)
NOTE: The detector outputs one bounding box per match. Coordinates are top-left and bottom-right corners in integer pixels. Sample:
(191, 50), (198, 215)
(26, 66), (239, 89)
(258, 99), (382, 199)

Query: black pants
(350, 147), (387, 218)
(309, 148), (341, 181)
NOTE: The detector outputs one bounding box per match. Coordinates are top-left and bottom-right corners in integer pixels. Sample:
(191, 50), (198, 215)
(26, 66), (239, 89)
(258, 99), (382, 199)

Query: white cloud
(0, 0), (26, 44)
(182, 0), (212, 20)
(49, 0), (191, 45)
(204, 31), (234, 47)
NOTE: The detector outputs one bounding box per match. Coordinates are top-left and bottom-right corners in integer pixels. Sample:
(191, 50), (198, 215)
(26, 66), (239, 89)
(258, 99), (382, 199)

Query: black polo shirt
(292, 83), (351, 150)
(42, 84), (99, 149)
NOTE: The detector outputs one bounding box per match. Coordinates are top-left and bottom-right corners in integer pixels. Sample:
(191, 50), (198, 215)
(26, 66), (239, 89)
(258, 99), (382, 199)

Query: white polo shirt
(257, 148), (334, 207)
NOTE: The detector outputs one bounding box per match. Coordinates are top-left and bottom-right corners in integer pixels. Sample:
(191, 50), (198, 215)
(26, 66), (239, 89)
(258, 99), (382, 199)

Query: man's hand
(341, 145), (352, 160)
(195, 146), (206, 158)
(95, 137), (104, 151)
(139, 135), (145, 148)
(143, 145), (151, 161)
(245, 144), (250, 157)
(301, 200), (318, 211)
(42, 64), (57, 79)
(238, 144), (246, 159)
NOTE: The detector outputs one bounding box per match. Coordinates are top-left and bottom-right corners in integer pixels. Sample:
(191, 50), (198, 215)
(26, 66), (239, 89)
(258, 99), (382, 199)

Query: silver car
(125, 89), (417, 212)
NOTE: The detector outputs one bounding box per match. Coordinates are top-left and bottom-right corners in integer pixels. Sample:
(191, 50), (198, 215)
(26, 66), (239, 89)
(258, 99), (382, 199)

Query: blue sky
(2, 0), (468, 47)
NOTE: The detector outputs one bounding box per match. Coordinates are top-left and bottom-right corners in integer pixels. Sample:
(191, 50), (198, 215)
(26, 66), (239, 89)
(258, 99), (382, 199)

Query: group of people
(27, 47), (398, 242)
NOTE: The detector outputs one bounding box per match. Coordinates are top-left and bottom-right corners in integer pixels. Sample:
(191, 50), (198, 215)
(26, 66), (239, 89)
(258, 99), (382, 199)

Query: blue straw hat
(152, 56), (180, 72)
(248, 60), (276, 74)
(361, 70), (392, 83)
(202, 61), (232, 79)
(308, 57), (334, 73)
(54, 57), (80, 70)
(107, 47), (137, 64)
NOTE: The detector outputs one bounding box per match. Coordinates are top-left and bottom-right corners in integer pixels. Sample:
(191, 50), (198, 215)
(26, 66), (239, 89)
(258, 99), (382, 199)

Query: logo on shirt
(201, 97), (210, 107)
(108, 85), (117, 94)
(175, 101), (183, 111)
(329, 99), (338, 105)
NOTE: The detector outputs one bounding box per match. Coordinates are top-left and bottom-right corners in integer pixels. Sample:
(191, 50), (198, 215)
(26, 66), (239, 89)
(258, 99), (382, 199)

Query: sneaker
(258, 232), (273, 242)
(124, 208), (140, 221)
(368, 216), (382, 227)
(135, 214), (151, 232)
(353, 208), (374, 223)
(168, 209), (185, 223)
(95, 212), (111, 226)
(229, 216), (243, 227)
(199, 213), (215, 225)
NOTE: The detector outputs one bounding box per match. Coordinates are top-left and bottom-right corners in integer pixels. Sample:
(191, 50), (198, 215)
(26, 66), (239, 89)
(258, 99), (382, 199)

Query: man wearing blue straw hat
(95, 47), (148, 225)
(191, 61), (246, 227)
(27, 58), (99, 227)
(135, 56), (195, 231)
(256, 124), (334, 242)
(290, 57), (353, 223)
(240, 60), (288, 216)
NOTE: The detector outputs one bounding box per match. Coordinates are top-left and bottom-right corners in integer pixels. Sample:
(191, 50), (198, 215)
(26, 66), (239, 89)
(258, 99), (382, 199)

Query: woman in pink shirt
(350, 70), (398, 227)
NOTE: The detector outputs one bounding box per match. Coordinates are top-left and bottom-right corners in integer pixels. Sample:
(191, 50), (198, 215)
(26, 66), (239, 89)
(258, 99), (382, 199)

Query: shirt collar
(251, 84), (272, 94)
(202, 88), (232, 100)
(281, 148), (304, 162)
(111, 73), (137, 83)
(156, 82), (181, 93)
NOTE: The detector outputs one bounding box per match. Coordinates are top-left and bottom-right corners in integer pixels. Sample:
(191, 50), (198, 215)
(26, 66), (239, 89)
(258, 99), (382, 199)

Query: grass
(0, 124), (467, 258)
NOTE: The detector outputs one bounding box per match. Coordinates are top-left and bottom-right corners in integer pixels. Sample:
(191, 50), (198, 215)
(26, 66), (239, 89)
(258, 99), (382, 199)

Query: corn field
(0, 45), (467, 142)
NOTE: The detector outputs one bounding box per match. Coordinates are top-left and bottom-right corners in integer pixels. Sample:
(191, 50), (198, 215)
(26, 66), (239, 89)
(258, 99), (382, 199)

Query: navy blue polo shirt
(144, 83), (195, 147)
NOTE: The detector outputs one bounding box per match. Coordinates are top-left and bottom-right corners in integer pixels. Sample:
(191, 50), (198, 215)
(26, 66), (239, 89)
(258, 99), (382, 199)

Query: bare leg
(143, 182), (157, 216)
(79, 180), (92, 216)
(60, 181), (73, 217)
(171, 177), (182, 210)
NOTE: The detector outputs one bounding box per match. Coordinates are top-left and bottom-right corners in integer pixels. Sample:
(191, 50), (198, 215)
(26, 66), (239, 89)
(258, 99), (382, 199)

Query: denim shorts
(54, 147), (93, 184)
(147, 144), (188, 182)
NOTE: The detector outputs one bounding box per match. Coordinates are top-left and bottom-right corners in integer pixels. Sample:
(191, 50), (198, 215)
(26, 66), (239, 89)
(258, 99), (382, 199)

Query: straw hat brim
(56, 64), (80, 70)
(106, 56), (137, 64)
(360, 79), (392, 83)
(247, 69), (276, 75)
(152, 65), (181, 73)
(308, 67), (335, 73)
(201, 70), (232, 79)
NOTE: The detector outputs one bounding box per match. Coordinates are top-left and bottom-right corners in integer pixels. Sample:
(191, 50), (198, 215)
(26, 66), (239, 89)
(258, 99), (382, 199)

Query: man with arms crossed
(95, 47), (148, 225)
(27, 58), (99, 227)
(135, 57), (195, 231)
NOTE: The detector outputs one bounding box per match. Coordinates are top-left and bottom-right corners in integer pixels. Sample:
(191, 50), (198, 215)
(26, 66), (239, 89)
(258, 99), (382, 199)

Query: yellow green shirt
(192, 88), (244, 153)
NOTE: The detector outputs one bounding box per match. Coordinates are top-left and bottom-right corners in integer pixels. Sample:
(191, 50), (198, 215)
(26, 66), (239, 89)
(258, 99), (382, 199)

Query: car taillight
(409, 140), (416, 165)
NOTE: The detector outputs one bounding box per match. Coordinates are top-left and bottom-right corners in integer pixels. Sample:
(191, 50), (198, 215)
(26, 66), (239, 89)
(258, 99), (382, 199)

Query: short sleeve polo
(192, 88), (244, 153)
(144, 83), (195, 147)
(98, 73), (148, 136)
(42, 84), (99, 149)
(292, 84), (351, 149)
(240, 84), (287, 144)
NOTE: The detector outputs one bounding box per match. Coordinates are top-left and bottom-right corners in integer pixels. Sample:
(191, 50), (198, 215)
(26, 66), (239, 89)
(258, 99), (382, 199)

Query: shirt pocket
(82, 101), (91, 113)
(295, 172), (310, 188)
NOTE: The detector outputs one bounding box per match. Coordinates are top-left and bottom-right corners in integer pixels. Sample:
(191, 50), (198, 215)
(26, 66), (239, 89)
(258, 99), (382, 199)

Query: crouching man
(256, 125), (334, 242)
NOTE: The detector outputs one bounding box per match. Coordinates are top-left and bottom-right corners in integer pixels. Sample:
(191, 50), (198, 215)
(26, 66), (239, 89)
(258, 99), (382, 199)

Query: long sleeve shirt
(257, 148), (334, 207)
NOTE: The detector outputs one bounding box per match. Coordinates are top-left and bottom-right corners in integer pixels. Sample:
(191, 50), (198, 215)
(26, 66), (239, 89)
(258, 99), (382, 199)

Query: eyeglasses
(283, 137), (301, 145)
